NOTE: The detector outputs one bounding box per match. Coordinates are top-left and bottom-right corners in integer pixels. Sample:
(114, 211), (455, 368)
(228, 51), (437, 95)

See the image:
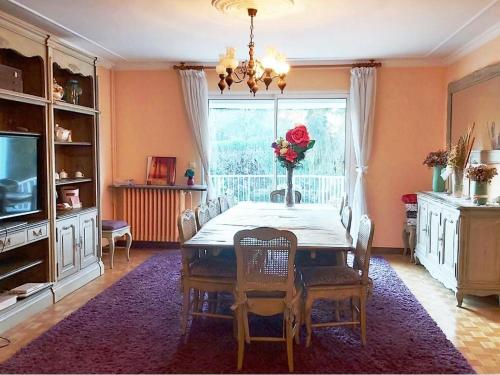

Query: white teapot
(55, 124), (72, 142)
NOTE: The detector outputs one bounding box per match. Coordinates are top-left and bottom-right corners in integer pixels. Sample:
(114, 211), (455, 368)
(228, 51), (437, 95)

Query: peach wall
(369, 67), (446, 246)
(113, 70), (200, 184)
(97, 66), (113, 219)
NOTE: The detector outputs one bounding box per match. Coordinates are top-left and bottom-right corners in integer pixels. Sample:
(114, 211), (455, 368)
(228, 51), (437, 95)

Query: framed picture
(146, 156), (176, 185)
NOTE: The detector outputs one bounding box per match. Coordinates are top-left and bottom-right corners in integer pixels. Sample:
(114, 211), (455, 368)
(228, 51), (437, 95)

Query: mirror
(447, 62), (500, 150)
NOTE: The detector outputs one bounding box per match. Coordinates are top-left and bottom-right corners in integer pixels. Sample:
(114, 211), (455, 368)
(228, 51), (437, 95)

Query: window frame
(207, 91), (353, 202)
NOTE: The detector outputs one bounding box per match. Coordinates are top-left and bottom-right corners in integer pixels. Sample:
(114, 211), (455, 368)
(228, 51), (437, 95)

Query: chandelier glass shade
(215, 8), (290, 95)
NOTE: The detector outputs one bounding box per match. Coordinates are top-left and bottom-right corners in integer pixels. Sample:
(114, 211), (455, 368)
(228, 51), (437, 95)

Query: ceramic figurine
(52, 78), (64, 100)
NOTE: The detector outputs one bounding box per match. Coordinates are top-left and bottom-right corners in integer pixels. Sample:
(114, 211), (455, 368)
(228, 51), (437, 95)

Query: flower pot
(187, 176), (194, 186)
(285, 166), (295, 207)
(471, 181), (488, 205)
(451, 168), (464, 198)
(432, 165), (446, 192)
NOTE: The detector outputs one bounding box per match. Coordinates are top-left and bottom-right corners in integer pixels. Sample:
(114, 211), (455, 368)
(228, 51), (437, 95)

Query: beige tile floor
(0, 249), (498, 373)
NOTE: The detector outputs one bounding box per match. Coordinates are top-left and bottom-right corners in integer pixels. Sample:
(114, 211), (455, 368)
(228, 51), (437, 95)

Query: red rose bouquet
(272, 124), (315, 168)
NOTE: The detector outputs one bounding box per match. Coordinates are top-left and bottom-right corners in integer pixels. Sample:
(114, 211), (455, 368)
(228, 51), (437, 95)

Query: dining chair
(233, 227), (302, 372)
(341, 205), (352, 233)
(219, 195), (230, 213)
(195, 203), (211, 230)
(301, 215), (374, 347)
(270, 189), (302, 204)
(208, 199), (220, 219)
(226, 193), (237, 208)
(177, 209), (236, 335)
(339, 193), (348, 216)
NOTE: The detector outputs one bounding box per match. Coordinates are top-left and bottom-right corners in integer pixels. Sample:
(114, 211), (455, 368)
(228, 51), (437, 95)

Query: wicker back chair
(208, 199), (220, 219)
(341, 205), (352, 233)
(339, 193), (348, 216)
(270, 189), (302, 204)
(233, 227), (302, 372)
(227, 194), (237, 208)
(219, 195), (230, 213)
(195, 203), (211, 230)
(302, 215), (375, 347)
(177, 209), (235, 335)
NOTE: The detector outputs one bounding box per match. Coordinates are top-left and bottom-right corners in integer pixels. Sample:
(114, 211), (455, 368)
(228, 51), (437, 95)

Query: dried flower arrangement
(448, 123), (475, 170)
(423, 150), (448, 167)
(466, 164), (498, 183)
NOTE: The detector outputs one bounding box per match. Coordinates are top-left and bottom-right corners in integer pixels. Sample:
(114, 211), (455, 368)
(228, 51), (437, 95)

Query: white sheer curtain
(349, 67), (377, 239)
(179, 69), (214, 200)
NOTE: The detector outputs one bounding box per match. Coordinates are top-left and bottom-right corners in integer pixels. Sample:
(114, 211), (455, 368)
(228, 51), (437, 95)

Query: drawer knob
(32, 229), (43, 236)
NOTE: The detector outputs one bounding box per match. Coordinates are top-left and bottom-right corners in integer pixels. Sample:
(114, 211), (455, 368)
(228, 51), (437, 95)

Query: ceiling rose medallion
(212, 0), (292, 95)
(211, 0), (294, 16)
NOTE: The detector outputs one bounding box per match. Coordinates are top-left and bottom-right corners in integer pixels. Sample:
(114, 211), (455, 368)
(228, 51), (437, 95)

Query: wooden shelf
(56, 206), (97, 219)
(53, 100), (98, 115)
(54, 141), (92, 146)
(0, 259), (44, 281)
(0, 88), (48, 107)
(55, 178), (92, 186)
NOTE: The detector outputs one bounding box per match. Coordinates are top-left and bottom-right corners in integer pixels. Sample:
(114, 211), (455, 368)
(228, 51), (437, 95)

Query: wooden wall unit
(415, 192), (500, 307)
(0, 11), (103, 332)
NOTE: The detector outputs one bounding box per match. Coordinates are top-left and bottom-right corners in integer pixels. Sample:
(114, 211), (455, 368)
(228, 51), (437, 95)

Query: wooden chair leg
(181, 287), (191, 335)
(305, 298), (313, 348)
(237, 308), (245, 370)
(286, 316), (294, 372)
(360, 292), (367, 346)
(334, 300), (341, 321)
(125, 230), (132, 261)
(402, 227), (409, 256)
(408, 227), (416, 263)
(193, 290), (200, 312)
(109, 235), (116, 269)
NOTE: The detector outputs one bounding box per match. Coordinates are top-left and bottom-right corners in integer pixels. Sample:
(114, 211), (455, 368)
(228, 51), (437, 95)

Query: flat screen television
(0, 133), (40, 220)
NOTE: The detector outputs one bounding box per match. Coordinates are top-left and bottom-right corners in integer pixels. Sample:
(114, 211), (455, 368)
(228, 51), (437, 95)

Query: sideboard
(415, 192), (500, 307)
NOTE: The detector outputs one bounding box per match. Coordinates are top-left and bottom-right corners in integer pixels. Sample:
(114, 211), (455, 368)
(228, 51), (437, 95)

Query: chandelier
(215, 8), (290, 95)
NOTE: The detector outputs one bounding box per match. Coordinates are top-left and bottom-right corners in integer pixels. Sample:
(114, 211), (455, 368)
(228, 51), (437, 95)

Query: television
(0, 133), (40, 220)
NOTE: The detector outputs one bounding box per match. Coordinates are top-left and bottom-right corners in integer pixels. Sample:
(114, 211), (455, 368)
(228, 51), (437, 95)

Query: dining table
(183, 202), (353, 252)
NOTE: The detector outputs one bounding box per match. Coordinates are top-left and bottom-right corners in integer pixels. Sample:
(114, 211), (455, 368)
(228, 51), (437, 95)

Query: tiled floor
(0, 249), (498, 373)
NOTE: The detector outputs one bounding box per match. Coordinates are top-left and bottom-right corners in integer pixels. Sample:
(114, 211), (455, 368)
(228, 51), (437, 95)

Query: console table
(111, 184), (207, 242)
(415, 192), (500, 306)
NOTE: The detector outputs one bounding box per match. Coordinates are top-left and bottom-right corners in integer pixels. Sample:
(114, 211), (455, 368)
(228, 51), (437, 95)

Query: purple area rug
(0, 252), (474, 374)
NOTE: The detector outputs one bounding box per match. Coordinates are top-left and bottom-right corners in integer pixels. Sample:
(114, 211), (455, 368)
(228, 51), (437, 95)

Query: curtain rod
(173, 60), (382, 71)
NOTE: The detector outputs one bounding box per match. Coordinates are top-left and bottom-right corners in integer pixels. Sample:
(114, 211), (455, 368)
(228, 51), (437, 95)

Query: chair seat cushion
(301, 266), (362, 287)
(102, 220), (129, 231)
(190, 258), (236, 279)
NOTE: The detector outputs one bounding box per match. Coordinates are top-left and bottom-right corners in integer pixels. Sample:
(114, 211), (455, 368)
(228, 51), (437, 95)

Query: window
(209, 97), (347, 204)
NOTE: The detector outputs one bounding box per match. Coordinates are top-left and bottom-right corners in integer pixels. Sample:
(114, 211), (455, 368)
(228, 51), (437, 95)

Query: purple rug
(0, 252), (474, 374)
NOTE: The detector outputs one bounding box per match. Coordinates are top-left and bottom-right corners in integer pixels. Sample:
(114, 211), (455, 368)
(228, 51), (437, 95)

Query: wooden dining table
(183, 202), (353, 252)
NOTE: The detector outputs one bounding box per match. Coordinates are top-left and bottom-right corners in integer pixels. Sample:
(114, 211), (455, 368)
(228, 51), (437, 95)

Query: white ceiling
(1, 0), (499, 68)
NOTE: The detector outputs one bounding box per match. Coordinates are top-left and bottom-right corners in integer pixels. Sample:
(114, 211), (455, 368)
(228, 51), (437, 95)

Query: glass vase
(451, 168), (464, 198)
(471, 181), (488, 205)
(432, 165), (446, 192)
(285, 165), (295, 207)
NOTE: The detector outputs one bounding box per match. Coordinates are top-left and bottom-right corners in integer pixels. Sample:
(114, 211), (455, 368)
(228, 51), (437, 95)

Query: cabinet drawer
(27, 224), (48, 242)
(0, 231), (27, 250)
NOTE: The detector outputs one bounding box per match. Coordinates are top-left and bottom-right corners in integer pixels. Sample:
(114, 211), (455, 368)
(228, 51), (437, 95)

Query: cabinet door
(441, 210), (459, 278)
(416, 201), (429, 251)
(428, 206), (441, 263)
(56, 217), (79, 280)
(79, 211), (98, 269)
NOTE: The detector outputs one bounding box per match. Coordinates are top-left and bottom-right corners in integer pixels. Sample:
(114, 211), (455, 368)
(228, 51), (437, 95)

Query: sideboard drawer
(0, 231), (27, 250)
(27, 224), (48, 242)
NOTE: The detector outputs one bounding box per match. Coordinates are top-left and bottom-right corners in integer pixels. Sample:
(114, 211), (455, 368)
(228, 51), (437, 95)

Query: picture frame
(146, 156), (176, 185)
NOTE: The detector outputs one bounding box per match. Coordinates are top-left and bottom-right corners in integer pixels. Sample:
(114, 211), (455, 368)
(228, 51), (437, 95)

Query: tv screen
(0, 133), (40, 220)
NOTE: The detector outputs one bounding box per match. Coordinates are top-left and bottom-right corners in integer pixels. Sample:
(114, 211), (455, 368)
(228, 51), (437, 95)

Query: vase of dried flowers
(466, 164), (498, 205)
(423, 150), (447, 192)
(448, 124), (476, 198)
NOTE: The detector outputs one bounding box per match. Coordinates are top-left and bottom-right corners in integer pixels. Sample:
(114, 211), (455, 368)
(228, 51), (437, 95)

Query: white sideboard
(415, 192), (500, 307)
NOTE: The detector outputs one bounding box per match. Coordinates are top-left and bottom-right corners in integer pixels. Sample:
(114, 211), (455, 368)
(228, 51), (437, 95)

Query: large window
(209, 97), (347, 204)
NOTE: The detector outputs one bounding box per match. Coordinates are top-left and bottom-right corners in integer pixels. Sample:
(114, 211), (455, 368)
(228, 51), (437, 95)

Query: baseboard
(115, 240), (180, 249)
(372, 247), (404, 255)
(52, 261), (104, 302)
(0, 288), (53, 334)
